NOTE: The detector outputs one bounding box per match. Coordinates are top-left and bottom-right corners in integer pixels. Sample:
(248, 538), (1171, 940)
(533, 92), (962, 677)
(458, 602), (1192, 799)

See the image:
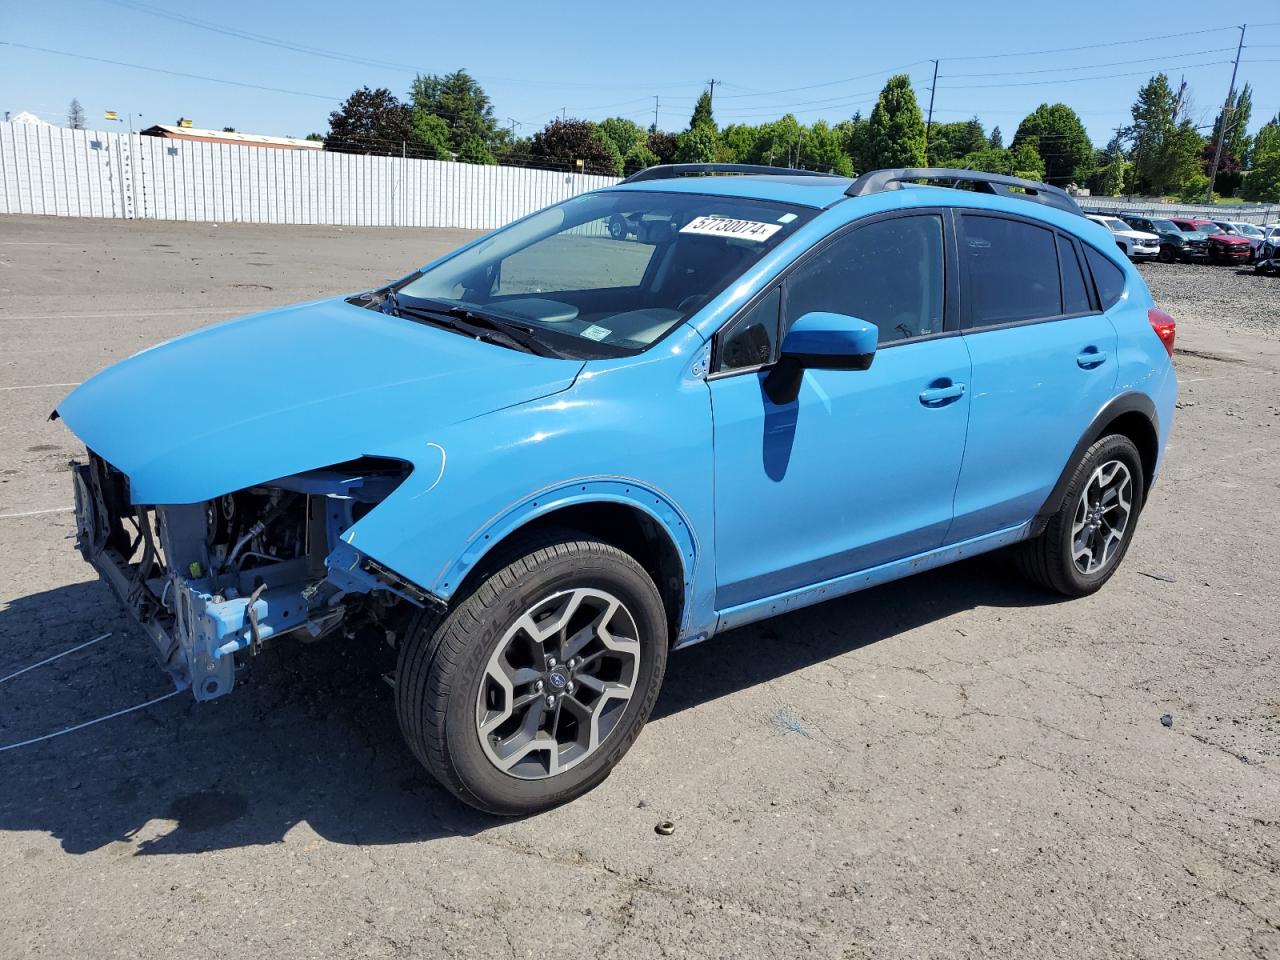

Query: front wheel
(395, 531), (669, 815)
(1017, 434), (1145, 596)
(1158, 245), (1176, 264)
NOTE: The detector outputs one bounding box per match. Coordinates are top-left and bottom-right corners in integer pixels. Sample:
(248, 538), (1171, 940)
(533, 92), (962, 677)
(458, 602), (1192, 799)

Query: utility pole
(560, 107), (567, 122)
(706, 79), (717, 109)
(925, 59), (939, 154)
(1173, 76), (1187, 119)
(506, 117), (520, 139)
(1206, 23), (1246, 202)
(652, 96), (659, 133)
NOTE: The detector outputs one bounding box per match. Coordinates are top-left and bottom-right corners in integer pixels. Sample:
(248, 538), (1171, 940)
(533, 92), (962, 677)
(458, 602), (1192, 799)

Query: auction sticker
(680, 215), (782, 242)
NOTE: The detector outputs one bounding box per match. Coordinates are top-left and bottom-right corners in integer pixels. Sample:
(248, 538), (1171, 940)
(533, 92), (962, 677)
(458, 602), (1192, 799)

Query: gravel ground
(0, 216), (1277, 960)
(1138, 258), (1280, 337)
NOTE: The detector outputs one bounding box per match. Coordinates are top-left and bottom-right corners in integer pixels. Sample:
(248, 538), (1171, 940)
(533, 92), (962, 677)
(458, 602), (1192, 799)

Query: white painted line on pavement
(0, 506), (75, 520)
(0, 381), (80, 392)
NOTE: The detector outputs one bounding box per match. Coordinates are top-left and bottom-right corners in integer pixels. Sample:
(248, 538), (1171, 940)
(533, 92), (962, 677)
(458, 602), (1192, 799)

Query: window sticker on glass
(580, 324), (612, 341)
(777, 213), (798, 224)
(679, 215), (783, 242)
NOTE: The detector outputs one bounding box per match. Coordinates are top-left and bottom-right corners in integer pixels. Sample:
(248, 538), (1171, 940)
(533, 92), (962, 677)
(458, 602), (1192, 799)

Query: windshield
(1150, 219), (1177, 232)
(1197, 223), (1222, 235)
(1102, 218), (1129, 232)
(1236, 224), (1263, 238)
(394, 190), (815, 357)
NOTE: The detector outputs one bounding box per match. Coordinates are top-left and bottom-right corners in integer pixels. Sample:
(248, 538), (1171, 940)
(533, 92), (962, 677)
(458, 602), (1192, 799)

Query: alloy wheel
(475, 588), (641, 780)
(1071, 460), (1134, 575)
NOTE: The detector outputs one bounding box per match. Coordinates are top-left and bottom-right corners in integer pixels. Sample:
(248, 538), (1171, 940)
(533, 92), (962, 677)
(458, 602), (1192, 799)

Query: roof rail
(846, 168), (1083, 216)
(622, 163), (843, 184)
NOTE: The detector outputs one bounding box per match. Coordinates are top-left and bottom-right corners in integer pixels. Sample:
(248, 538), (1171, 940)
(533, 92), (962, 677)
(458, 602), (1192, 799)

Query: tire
(395, 530), (668, 815)
(1158, 246), (1176, 264)
(607, 215), (627, 241)
(1017, 434), (1145, 597)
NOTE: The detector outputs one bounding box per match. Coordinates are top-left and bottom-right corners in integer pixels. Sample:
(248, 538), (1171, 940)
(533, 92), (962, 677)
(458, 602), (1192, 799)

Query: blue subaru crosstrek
(59, 165), (1177, 814)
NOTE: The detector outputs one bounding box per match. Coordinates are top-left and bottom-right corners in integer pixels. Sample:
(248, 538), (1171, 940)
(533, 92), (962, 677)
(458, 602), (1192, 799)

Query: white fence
(1077, 195), (1278, 224)
(0, 121), (620, 229)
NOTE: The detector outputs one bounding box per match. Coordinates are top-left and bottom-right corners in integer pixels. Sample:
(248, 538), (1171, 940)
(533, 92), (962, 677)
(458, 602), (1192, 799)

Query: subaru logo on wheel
(548, 671), (567, 689)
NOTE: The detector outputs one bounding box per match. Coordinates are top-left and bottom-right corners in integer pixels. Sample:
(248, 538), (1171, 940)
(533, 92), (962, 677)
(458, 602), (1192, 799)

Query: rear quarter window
(1082, 245), (1126, 309)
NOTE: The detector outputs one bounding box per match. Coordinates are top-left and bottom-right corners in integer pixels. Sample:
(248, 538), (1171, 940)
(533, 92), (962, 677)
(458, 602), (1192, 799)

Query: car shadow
(0, 554), (1059, 855)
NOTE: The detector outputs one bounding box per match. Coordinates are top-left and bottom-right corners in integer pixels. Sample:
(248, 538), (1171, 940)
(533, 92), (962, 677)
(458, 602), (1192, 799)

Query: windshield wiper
(382, 292), (566, 359)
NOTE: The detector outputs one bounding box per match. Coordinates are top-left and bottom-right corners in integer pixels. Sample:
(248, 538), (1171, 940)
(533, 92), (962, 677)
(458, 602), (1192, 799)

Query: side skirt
(710, 521), (1033, 635)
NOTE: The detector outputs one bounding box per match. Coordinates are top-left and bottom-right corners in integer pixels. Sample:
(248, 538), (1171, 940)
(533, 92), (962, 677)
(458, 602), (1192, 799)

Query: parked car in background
(1119, 214), (1209, 263)
(1211, 221), (1265, 259)
(1085, 214), (1161, 260)
(59, 165), (1178, 814)
(1255, 232), (1280, 275)
(1171, 218), (1252, 264)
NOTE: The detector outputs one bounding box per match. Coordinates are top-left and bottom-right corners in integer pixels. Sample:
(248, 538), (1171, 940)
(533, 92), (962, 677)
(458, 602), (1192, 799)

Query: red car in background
(1171, 218), (1253, 264)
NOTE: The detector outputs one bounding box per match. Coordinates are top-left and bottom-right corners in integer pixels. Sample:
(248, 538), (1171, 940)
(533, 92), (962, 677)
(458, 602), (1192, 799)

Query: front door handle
(1076, 347), (1109, 369)
(919, 380), (966, 407)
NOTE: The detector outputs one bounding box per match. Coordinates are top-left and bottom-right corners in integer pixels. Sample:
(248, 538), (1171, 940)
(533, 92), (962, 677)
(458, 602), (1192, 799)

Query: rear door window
(960, 215), (1061, 327)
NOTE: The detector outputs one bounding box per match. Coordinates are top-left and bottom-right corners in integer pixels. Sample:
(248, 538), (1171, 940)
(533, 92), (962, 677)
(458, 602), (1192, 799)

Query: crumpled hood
(57, 297), (584, 504)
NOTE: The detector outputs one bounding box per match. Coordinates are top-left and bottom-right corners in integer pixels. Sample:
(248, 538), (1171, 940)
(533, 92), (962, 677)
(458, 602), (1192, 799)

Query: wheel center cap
(548, 670), (568, 690)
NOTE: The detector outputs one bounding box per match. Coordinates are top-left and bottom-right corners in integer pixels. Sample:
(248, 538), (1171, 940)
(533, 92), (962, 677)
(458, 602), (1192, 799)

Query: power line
(0, 41), (342, 100)
(941, 60), (1232, 90)
(944, 25), (1242, 61)
(940, 47), (1237, 78)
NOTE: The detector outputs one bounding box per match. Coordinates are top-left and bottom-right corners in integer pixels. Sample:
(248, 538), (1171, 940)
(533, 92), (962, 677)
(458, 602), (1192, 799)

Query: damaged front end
(72, 453), (432, 701)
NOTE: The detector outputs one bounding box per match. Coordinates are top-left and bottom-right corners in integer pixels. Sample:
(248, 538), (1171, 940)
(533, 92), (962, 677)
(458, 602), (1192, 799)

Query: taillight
(1148, 308), (1176, 358)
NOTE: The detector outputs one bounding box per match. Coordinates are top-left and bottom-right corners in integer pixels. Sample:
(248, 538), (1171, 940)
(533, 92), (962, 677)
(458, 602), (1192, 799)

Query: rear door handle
(1076, 347), (1108, 369)
(919, 381), (966, 407)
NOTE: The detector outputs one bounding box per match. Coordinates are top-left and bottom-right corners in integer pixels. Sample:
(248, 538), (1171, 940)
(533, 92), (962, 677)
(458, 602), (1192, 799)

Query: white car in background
(1085, 214), (1161, 261)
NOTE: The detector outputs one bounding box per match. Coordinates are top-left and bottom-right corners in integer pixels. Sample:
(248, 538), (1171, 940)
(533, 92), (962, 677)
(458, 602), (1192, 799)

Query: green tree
(988, 125), (1003, 149)
(326, 87), (414, 155)
(800, 121), (853, 175)
(1013, 103), (1093, 185)
(866, 74), (926, 169)
(1127, 74), (1203, 195)
(836, 112), (872, 172)
(720, 123), (762, 163)
(1212, 82), (1254, 166)
(926, 117), (986, 166)
(412, 112), (452, 159)
(675, 123), (720, 163)
(595, 117), (646, 158)
(408, 69), (501, 163)
(753, 114), (803, 166)
(689, 90), (716, 131)
(1242, 117), (1280, 201)
(937, 143), (1044, 182)
(623, 142), (660, 175)
(1088, 134), (1129, 196)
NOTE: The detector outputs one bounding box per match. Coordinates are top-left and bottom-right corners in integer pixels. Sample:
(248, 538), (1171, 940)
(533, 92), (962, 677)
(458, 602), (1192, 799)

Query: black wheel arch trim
(1032, 392), (1159, 533)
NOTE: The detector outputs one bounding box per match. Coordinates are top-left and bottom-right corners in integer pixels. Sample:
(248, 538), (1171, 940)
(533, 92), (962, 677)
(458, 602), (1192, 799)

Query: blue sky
(2, 1), (1276, 148)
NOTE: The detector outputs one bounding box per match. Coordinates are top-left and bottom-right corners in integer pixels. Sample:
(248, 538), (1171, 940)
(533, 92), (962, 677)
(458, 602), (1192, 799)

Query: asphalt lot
(1, 215), (1278, 960)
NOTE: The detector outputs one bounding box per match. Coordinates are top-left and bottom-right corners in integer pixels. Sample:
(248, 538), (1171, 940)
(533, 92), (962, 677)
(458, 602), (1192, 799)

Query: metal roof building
(141, 124), (322, 151)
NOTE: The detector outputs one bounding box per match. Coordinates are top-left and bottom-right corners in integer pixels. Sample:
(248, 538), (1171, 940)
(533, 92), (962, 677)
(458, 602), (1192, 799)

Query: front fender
(335, 327), (719, 642)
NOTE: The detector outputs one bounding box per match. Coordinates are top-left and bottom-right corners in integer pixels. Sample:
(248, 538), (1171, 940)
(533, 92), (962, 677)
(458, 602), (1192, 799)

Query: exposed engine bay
(72, 452), (425, 701)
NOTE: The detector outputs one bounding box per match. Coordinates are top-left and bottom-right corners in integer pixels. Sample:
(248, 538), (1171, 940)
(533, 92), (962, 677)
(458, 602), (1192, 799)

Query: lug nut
(534, 680), (544, 692)
(566, 681), (575, 693)
(545, 695), (556, 709)
(547, 657), (557, 667)
(567, 658), (577, 669)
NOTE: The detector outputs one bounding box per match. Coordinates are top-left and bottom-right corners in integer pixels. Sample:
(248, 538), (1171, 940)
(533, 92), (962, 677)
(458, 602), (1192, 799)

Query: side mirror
(763, 312), (878, 404)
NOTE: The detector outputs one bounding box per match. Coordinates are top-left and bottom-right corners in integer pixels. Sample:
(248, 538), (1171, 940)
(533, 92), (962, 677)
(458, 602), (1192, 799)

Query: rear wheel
(1017, 434), (1145, 596)
(1158, 245), (1176, 264)
(395, 531), (668, 815)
